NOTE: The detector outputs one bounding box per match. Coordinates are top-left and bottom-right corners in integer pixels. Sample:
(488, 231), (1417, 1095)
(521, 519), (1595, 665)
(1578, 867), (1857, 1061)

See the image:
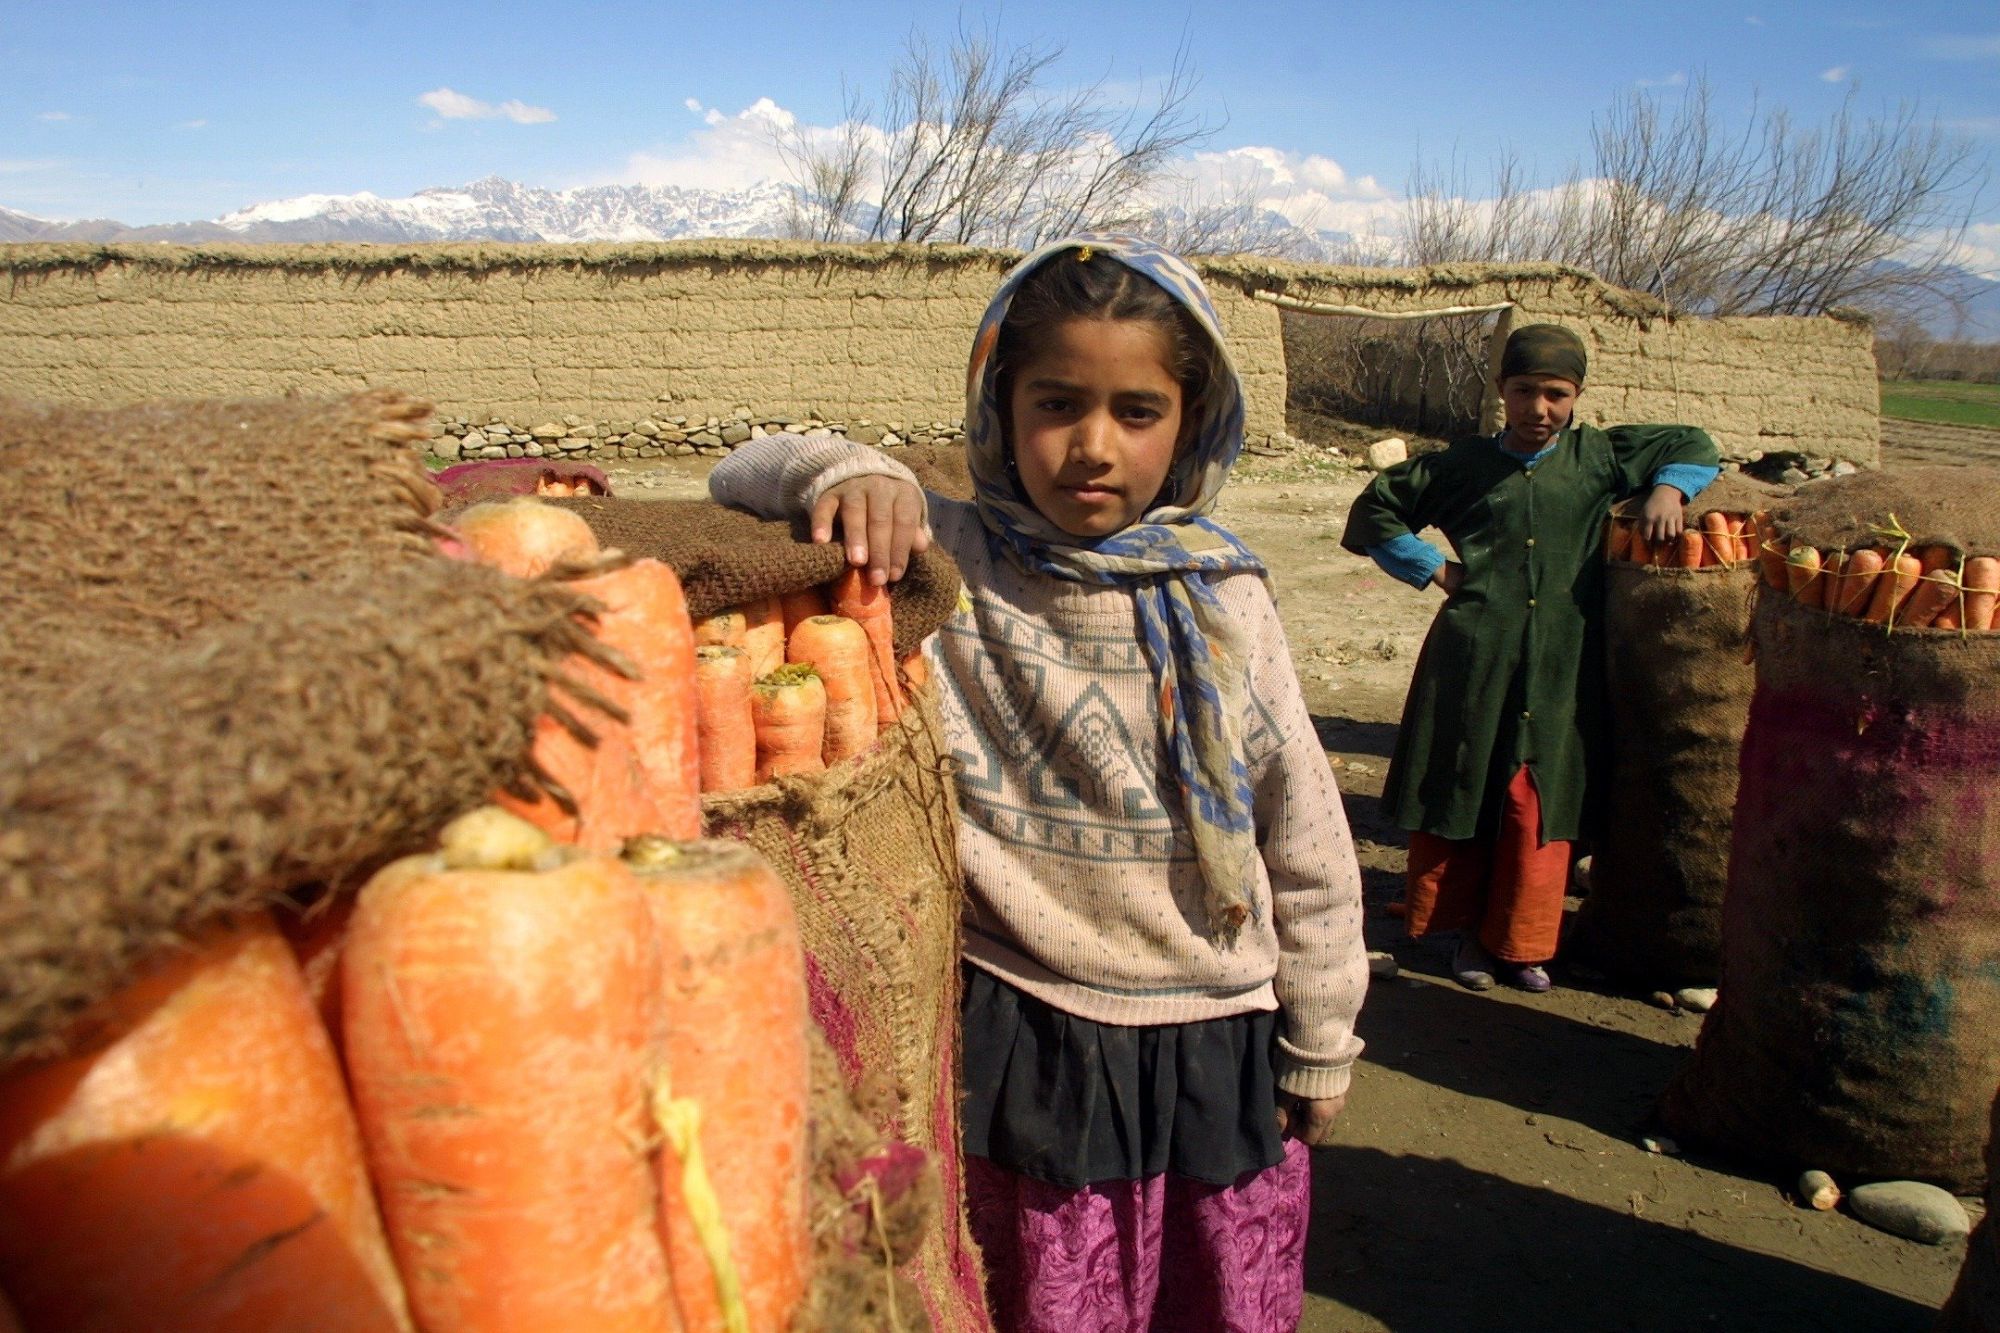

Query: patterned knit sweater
(712, 436), (1368, 1098)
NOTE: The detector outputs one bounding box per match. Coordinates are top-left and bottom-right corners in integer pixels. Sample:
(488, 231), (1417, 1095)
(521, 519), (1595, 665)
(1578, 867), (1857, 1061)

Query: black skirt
(959, 965), (1285, 1189)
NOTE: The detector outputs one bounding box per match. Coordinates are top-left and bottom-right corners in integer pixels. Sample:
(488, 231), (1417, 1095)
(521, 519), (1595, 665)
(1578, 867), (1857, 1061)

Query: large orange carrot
(1819, 552), (1849, 610)
(1728, 514), (1756, 563)
(1673, 528), (1707, 568)
(1628, 530), (1656, 566)
(740, 597), (787, 679)
(787, 615), (878, 762)
(695, 646), (757, 794)
(694, 610), (747, 650)
(1786, 546), (1823, 603)
(581, 559), (701, 839)
(1836, 549), (1886, 617)
(497, 558), (699, 845)
(0, 915), (412, 1333)
(831, 568), (905, 729)
(342, 809), (675, 1333)
(1699, 511), (1733, 566)
(778, 588), (828, 636)
(1605, 518), (1635, 563)
(1900, 563), (1962, 630)
(454, 499), (600, 579)
(751, 665), (827, 782)
(625, 839), (810, 1333)
(1753, 513), (1790, 590)
(279, 890), (359, 1054)
(1864, 552), (1923, 624)
(1964, 556), (2000, 631)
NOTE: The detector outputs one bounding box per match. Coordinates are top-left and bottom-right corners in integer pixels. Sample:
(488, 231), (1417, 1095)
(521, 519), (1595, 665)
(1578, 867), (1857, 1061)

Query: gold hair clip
(1075, 245), (1095, 263)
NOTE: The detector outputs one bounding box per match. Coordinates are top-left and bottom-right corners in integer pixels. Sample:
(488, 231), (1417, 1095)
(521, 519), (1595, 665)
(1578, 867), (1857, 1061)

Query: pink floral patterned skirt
(964, 1138), (1312, 1333)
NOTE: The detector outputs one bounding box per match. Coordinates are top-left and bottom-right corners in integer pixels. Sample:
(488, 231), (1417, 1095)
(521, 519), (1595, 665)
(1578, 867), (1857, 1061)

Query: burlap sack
(0, 391), (443, 710)
(1937, 1086), (2000, 1333)
(0, 557), (614, 1064)
(1569, 475), (1783, 987)
(704, 688), (989, 1333)
(548, 497), (961, 657)
(1659, 592), (2000, 1190)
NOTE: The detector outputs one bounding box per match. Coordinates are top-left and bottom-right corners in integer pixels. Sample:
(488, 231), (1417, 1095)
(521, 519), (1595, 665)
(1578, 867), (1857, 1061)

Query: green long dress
(1341, 423), (1719, 843)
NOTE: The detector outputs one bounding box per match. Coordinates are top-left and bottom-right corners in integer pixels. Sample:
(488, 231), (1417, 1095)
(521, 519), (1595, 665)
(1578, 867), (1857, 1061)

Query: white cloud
(1157, 144), (1398, 242)
(35, 111), (70, 122)
(177, 119), (208, 130)
(1745, 15), (1765, 26)
(615, 98), (801, 192)
(416, 87), (556, 125)
(1636, 71), (1689, 89)
(683, 97), (703, 113)
(1916, 34), (2000, 61)
(0, 159), (59, 174)
(1820, 65), (1851, 82)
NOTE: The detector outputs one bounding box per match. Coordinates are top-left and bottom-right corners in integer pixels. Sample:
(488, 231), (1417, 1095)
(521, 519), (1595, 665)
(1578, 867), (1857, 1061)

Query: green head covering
(1500, 323), (1587, 385)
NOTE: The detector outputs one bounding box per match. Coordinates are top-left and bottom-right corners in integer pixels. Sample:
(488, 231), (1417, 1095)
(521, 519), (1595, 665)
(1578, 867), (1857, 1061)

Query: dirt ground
(607, 427), (1990, 1333)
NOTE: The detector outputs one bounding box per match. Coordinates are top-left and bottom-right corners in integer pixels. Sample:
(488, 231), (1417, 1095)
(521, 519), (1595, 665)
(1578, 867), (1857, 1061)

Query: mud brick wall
(0, 244), (1877, 463)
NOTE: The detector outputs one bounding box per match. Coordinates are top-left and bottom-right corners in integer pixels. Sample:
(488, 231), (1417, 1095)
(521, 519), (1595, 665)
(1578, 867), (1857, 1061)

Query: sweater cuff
(1652, 462), (1720, 502)
(793, 443), (930, 531)
(1366, 533), (1445, 590)
(1276, 1057), (1353, 1100)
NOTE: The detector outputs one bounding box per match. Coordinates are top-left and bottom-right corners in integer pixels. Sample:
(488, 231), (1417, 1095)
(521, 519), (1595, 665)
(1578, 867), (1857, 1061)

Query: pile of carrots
(0, 495), (928, 1332)
(1605, 510), (1762, 569)
(1609, 506), (2000, 630)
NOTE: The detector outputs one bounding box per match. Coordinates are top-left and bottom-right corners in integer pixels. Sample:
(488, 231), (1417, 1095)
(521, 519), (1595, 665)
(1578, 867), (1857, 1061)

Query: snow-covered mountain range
(0, 177), (801, 244)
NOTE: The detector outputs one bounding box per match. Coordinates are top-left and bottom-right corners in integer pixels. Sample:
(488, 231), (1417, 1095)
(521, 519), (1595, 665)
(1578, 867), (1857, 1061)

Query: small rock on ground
(1675, 987), (1718, 1013)
(1848, 1181), (1971, 1245)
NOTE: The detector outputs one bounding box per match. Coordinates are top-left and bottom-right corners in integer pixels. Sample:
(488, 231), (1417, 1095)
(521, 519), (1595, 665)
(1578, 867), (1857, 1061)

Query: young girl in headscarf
(711, 236), (1367, 1331)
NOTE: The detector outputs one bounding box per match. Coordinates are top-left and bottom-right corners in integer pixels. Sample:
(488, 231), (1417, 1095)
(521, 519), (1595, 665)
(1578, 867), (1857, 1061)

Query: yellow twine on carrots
(651, 1073), (751, 1333)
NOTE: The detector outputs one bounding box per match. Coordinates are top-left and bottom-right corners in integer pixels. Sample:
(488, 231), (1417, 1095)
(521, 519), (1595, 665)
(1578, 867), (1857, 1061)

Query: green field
(1879, 378), (2000, 429)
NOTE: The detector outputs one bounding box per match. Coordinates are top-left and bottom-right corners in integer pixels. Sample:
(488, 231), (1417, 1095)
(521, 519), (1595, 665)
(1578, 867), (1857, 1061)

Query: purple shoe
(1499, 961), (1553, 993)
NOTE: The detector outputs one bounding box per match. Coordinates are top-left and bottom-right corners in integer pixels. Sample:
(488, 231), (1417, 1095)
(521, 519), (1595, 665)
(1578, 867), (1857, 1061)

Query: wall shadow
(1304, 1145), (1939, 1332)
(1355, 972), (1686, 1143)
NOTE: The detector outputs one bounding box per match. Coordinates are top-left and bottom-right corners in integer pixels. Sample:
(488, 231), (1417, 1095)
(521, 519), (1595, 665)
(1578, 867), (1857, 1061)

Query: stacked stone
(425, 408), (971, 463)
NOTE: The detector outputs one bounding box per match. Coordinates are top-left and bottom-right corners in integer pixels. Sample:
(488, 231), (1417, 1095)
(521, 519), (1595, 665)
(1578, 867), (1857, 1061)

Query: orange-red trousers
(1404, 765), (1570, 965)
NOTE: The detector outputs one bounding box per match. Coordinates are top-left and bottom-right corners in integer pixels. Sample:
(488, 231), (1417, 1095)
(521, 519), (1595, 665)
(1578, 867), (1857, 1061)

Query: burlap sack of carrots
(1936, 1085), (2000, 1333)
(1660, 468), (2000, 1191)
(1567, 474), (1787, 988)
(0, 390), (443, 715)
(539, 496), (989, 1332)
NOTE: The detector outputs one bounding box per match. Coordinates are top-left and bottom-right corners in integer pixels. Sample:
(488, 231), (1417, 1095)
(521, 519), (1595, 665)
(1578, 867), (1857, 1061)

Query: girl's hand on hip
(1276, 1090), (1347, 1147)
(1431, 561), (1465, 595)
(1639, 484), (1688, 544)
(811, 476), (930, 585)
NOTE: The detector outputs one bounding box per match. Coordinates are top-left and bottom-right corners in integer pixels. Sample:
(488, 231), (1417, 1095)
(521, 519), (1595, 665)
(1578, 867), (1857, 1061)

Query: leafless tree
(777, 23), (1215, 248)
(1397, 77), (1987, 323)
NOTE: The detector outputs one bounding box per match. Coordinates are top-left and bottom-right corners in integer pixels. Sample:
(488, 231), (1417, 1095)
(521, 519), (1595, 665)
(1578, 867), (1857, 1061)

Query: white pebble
(1640, 1135), (1680, 1156)
(1798, 1170), (1840, 1211)
(1675, 987), (1718, 1013)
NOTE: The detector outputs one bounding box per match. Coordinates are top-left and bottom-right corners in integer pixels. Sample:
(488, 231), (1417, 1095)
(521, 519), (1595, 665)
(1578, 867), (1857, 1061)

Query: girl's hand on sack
(811, 476), (931, 586)
(1431, 562), (1465, 595)
(1276, 1090), (1347, 1147)
(1639, 484), (1688, 544)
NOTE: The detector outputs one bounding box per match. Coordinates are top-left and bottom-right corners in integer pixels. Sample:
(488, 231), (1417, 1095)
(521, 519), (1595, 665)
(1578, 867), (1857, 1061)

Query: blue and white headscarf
(965, 234), (1266, 937)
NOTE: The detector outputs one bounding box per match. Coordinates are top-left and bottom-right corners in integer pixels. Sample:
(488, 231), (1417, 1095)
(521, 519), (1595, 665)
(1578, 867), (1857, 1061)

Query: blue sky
(4, 1), (1996, 273)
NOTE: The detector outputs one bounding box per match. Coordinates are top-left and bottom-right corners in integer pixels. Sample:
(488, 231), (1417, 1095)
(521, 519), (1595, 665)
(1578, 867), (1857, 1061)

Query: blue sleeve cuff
(1652, 462), (1721, 502)
(1367, 533), (1446, 589)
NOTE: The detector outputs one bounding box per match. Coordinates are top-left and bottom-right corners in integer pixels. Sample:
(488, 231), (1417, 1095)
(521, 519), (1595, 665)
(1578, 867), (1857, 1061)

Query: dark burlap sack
(1569, 475), (1785, 987)
(0, 391), (443, 707)
(1771, 465), (1992, 558)
(0, 557), (616, 1064)
(434, 456), (611, 506)
(549, 497), (961, 657)
(704, 689), (989, 1333)
(897, 445), (974, 503)
(1937, 1086), (2000, 1333)
(1660, 592), (2000, 1190)
(1568, 562), (1758, 986)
